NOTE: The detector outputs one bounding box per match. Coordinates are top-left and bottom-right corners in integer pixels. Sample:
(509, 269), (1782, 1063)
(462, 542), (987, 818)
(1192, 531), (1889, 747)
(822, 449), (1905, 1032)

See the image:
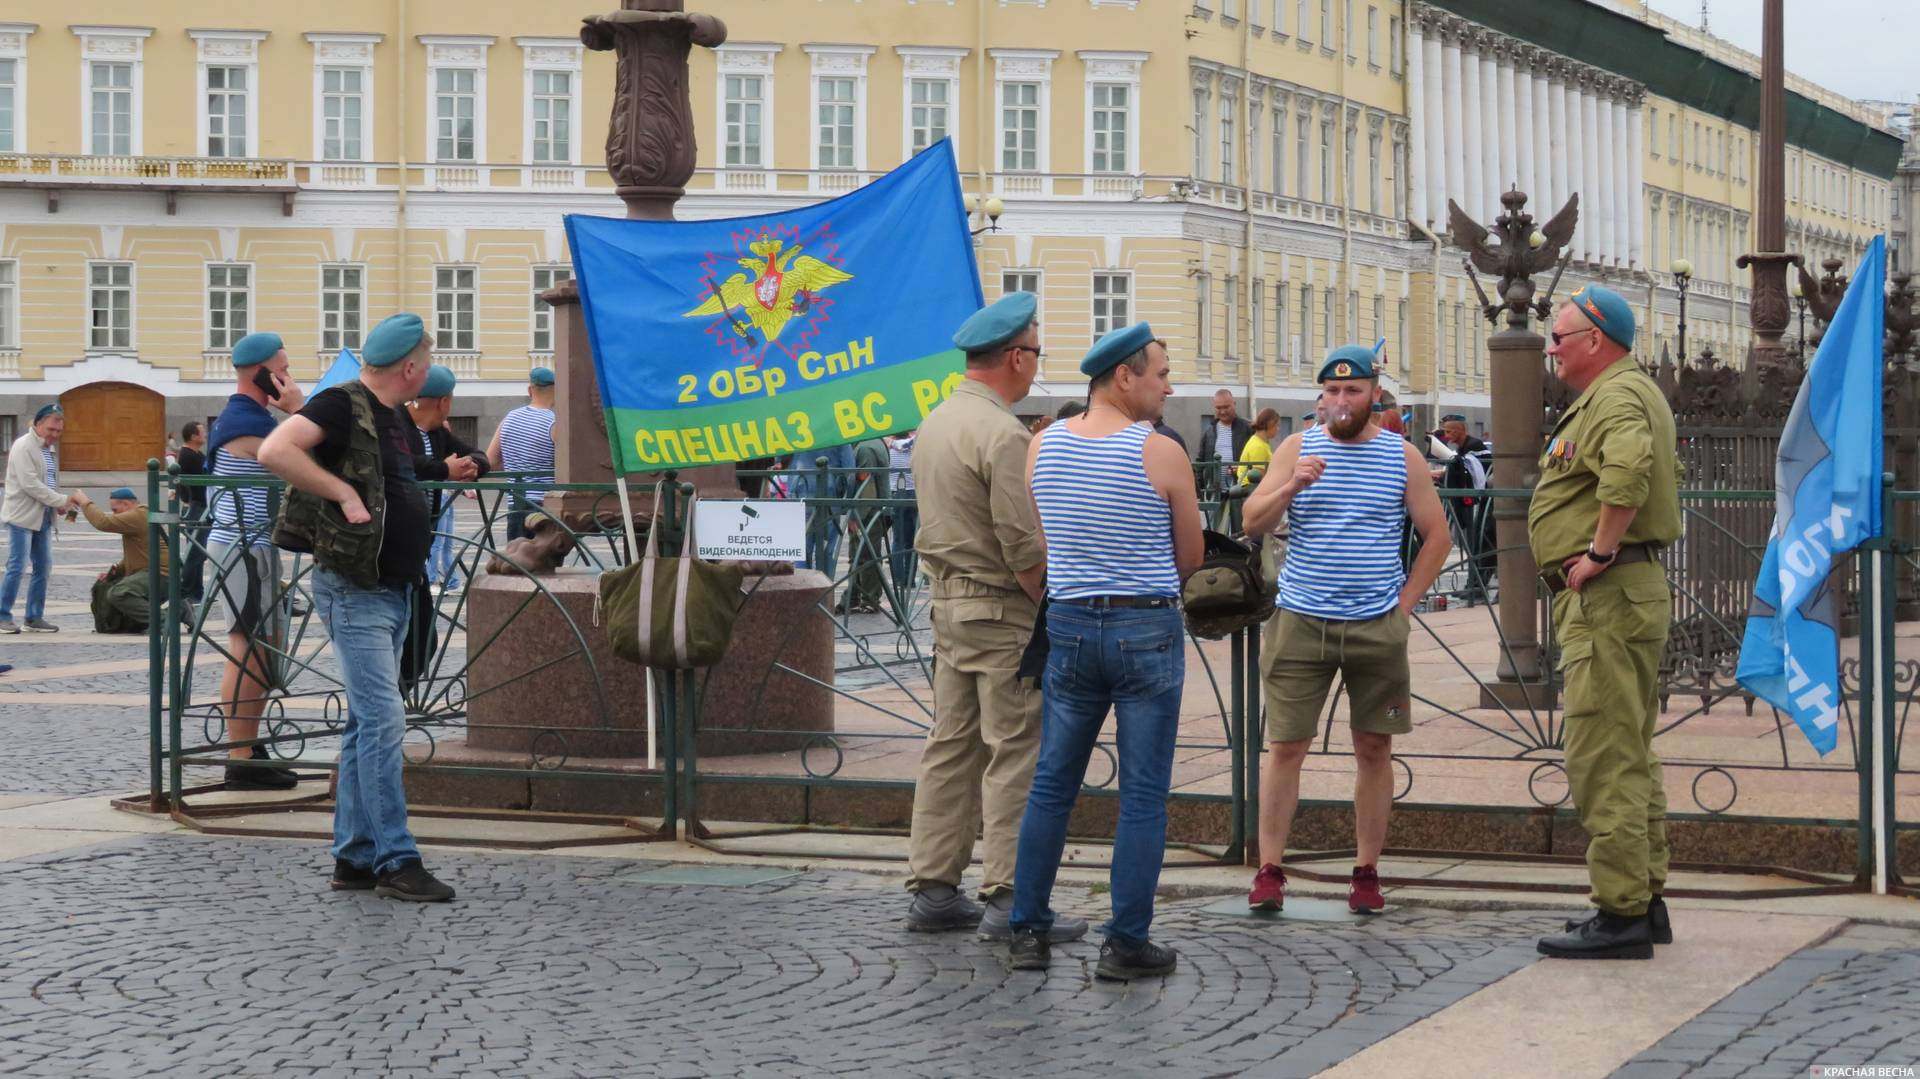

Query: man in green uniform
(1528, 285), (1684, 960)
(902, 291), (1085, 946)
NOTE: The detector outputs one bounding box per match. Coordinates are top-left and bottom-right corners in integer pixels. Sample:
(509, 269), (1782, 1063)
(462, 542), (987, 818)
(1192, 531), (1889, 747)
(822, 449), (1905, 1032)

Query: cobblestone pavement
(1612, 924), (1920, 1079)
(0, 833), (1547, 1078)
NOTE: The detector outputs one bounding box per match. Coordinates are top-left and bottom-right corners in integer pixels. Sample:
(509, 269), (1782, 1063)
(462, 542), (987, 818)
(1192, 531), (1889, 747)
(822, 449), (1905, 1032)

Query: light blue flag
(315, 347), (361, 393)
(1735, 235), (1886, 755)
(563, 139), (982, 474)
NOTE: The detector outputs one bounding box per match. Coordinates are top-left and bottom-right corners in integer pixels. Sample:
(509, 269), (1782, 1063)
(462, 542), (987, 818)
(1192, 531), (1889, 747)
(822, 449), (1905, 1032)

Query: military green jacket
(273, 382), (389, 590)
(1527, 356), (1684, 568)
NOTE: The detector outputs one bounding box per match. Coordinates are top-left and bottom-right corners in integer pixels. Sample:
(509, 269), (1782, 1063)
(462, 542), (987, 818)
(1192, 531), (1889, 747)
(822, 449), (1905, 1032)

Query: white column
(1536, 66), (1557, 215)
(1596, 87), (1616, 266)
(1627, 98), (1645, 269)
(1496, 51), (1518, 198)
(1613, 97), (1633, 268)
(1582, 84), (1601, 263)
(1479, 46), (1501, 216)
(1423, 31), (1446, 228)
(1515, 60), (1537, 206)
(1562, 76), (1584, 261)
(1457, 38), (1481, 222)
(1407, 24), (1429, 230)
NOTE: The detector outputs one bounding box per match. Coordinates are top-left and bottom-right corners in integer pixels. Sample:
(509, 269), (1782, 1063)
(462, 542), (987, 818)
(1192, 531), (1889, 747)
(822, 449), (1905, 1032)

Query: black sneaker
(1563, 896), (1673, 945)
(1007, 927), (1051, 971)
(1095, 937), (1178, 981)
(225, 757), (298, 791)
(330, 859), (376, 891)
(1537, 911), (1653, 960)
(374, 861), (456, 903)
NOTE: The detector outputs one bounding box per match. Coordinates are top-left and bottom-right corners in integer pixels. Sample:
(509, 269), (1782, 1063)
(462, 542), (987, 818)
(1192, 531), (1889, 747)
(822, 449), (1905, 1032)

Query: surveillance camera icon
(737, 504), (759, 532)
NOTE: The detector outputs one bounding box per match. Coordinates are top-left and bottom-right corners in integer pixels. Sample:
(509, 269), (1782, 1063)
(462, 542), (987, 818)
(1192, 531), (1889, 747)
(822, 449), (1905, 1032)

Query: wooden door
(57, 382), (166, 471)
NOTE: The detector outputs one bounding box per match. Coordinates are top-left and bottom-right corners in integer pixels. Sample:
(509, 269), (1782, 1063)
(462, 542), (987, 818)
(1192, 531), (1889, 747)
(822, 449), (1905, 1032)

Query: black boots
(1538, 910), (1654, 960)
(1562, 895), (1672, 945)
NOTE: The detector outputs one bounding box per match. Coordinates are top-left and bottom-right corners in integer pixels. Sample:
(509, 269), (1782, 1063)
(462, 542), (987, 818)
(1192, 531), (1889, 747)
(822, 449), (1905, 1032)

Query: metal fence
(137, 463), (1915, 892)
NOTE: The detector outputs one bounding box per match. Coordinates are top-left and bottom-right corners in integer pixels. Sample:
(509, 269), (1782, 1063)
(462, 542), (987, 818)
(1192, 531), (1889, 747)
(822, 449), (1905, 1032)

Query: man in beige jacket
(1, 405), (79, 634)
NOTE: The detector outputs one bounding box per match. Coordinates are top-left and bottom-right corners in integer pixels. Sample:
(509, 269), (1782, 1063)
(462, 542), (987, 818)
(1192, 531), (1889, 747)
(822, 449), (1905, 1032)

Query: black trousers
(400, 579), (437, 691)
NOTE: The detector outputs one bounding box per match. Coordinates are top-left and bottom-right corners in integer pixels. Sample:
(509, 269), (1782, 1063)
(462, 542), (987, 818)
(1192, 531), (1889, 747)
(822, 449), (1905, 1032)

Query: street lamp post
(1670, 258), (1693, 361)
(968, 195), (1006, 237)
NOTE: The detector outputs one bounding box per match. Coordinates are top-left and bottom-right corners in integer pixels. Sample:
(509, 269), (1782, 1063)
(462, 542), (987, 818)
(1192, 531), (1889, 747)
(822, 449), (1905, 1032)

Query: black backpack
(1181, 530), (1276, 640)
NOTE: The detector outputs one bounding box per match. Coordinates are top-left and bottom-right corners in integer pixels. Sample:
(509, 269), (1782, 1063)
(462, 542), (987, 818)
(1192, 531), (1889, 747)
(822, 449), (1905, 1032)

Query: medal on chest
(1542, 436), (1577, 470)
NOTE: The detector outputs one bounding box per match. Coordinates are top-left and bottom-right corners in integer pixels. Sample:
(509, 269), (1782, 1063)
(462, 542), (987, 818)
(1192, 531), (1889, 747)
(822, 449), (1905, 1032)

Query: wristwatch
(1585, 545), (1616, 564)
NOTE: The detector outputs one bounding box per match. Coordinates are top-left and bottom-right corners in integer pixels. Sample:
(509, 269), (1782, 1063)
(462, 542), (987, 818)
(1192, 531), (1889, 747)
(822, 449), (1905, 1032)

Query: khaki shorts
(1261, 606), (1413, 743)
(207, 541), (281, 639)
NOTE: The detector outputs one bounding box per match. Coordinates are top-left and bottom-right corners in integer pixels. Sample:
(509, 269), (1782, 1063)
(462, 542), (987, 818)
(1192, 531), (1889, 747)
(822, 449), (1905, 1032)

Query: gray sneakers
(977, 893), (1090, 943)
(905, 883), (984, 932)
(0, 620), (16, 634)
(22, 619), (56, 633)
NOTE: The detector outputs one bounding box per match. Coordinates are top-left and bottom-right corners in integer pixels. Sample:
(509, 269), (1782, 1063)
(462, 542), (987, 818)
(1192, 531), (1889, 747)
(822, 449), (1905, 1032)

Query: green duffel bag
(1181, 530), (1276, 640)
(599, 493), (745, 669)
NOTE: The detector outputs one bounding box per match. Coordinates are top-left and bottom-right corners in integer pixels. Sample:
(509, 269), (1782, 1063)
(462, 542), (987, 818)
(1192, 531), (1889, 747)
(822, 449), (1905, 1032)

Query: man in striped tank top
(206, 333), (309, 790)
(1008, 322), (1201, 982)
(1241, 345), (1450, 915)
(487, 367), (557, 542)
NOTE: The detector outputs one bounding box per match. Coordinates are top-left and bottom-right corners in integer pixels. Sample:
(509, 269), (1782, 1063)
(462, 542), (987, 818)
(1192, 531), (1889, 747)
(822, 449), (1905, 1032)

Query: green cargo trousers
(1551, 558), (1671, 916)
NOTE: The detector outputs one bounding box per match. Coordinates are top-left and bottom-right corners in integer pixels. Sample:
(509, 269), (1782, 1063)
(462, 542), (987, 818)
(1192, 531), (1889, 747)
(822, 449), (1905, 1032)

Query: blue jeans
(1, 512), (54, 622)
(312, 568), (421, 875)
(889, 498), (919, 587)
(428, 500), (459, 589)
(1010, 604), (1185, 944)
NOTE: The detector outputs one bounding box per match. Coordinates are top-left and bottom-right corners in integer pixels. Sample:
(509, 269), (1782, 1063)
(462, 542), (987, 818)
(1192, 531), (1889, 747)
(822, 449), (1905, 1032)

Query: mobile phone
(252, 367), (282, 401)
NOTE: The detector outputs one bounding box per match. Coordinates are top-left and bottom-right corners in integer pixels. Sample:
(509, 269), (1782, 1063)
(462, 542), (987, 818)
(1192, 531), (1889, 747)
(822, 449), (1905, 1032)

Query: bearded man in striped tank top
(1240, 344), (1451, 915)
(1007, 322), (1202, 982)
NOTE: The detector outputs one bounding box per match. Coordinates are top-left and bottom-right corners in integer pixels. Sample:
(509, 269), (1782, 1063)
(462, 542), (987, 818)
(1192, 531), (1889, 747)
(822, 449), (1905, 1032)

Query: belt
(1056, 595), (1176, 609)
(1540, 543), (1659, 595)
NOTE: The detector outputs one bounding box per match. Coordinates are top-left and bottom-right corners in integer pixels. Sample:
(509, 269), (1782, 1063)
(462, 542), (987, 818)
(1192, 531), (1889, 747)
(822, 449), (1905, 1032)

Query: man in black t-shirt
(175, 421), (209, 604)
(258, 312), (452, 903)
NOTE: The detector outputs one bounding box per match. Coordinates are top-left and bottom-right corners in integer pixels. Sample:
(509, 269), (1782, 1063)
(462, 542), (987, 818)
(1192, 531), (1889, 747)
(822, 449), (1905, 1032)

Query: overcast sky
(1643, 0), (1909, 105)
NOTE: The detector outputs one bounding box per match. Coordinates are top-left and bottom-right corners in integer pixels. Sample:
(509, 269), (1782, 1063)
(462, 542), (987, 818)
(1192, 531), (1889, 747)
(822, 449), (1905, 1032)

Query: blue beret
(1316, 344), (1379, 382)
(1301, 412), (1318, 422)
(1570, 285), (1635, 350)
(418, 365), (457, 399)
(362, 313), (425, 367)
(109, 487), (136, 501)
(1080, 321), (1156, 378)
(230, 332), (284, 368)
(32, 404), (61, 423)
(529, 366), (556, 387)
(952, 291), (1037, 353)
(1440, 413), (1468, 423)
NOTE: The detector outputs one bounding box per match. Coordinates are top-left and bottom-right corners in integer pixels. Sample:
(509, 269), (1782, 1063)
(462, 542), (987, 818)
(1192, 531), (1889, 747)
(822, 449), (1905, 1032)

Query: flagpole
(613, 471), (654, 772)
(1869, 473), (1897, 894)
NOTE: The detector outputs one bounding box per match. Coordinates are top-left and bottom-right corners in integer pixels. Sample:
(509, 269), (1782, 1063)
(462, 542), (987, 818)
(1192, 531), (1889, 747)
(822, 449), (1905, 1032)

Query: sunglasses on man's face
(1550, 328), (1597, 347)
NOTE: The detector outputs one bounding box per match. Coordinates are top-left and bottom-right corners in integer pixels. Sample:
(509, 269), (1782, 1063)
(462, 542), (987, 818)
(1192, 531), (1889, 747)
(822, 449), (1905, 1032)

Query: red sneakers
(1248, 863), (1286, 910)
(1349, 864), (1386, 914)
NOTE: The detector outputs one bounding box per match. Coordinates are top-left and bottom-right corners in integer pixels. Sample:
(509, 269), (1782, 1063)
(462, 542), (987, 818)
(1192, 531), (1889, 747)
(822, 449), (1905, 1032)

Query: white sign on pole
(692, 500), (806, 561)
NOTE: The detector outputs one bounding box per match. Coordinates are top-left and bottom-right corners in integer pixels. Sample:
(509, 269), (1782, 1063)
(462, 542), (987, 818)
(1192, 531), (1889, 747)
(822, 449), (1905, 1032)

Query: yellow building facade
(0, 0), (1897, 467)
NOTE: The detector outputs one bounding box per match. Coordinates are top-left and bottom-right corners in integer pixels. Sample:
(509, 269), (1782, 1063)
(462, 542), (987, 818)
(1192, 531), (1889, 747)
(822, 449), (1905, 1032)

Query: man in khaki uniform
(1528, 285), (1684, 961)
(77, 486), (169, 633)
(904, 291), (1084, 945)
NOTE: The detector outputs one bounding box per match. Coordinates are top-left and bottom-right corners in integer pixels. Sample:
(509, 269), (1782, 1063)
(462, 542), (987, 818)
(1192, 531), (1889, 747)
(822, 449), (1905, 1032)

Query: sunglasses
(1009, 344), (1046, 363)
(1549, 328), (1597, 347)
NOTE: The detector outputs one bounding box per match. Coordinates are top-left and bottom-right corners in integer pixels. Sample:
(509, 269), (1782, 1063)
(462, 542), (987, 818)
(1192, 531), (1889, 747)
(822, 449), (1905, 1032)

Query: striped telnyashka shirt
(1278, 425), (1408, 620)
(495, 405), (556, 505)
(1031, 422), (1178, 600)
(207, 451), (276, 550)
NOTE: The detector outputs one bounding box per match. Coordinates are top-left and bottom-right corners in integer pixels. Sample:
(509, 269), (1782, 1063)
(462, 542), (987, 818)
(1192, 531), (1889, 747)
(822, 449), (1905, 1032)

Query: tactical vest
(273, 382), (389, 590)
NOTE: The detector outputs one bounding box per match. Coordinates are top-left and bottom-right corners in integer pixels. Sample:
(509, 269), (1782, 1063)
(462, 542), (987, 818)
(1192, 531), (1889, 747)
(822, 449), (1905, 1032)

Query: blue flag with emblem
(314, 347), (361, 393)
(563, 139), (982, 474)
(1735, 235), (1886, 756)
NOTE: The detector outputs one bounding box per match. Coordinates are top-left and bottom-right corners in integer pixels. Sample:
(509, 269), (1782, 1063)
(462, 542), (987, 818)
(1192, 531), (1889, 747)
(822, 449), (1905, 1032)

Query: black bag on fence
(1181, 530), (1276, 640)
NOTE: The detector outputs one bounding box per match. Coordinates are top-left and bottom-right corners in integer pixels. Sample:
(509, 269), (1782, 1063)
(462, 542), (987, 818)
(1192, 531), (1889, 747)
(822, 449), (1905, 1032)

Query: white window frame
(897, 47), (966, 161)
(421, 35), (495, 181)
(1388, 13), (1401, 75)
(1366, 5), (1379, 68)
(1002, 269), (1042, 315)
(1251, 276), (1265, 369)
(1192, 79), (1211, 180)
(1196, 271), (1213, 358)
(1218, 77), (1239, 187)
(191, 31), (266, 161)
(0, 25), (33, 154)
(306, 35), (378, 184)
(205, 262), (253, 352)
(1225, 273), (1241, 359)
(517, 38), (584, 187)
(804, 44), (875, 188)
(713, 43), (781, 183)
(320, 263), (365, 354)
(1092, 271), (1132, 341)
(531, 264), (572, 355)
(0, 258), (18, 350)
(434, 265), (479, 354)
(991, 49), (1058, 194)
(74, 26), (151, 157)
(1079, 52), (1145, 177)
(86, 260), (134, 352)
